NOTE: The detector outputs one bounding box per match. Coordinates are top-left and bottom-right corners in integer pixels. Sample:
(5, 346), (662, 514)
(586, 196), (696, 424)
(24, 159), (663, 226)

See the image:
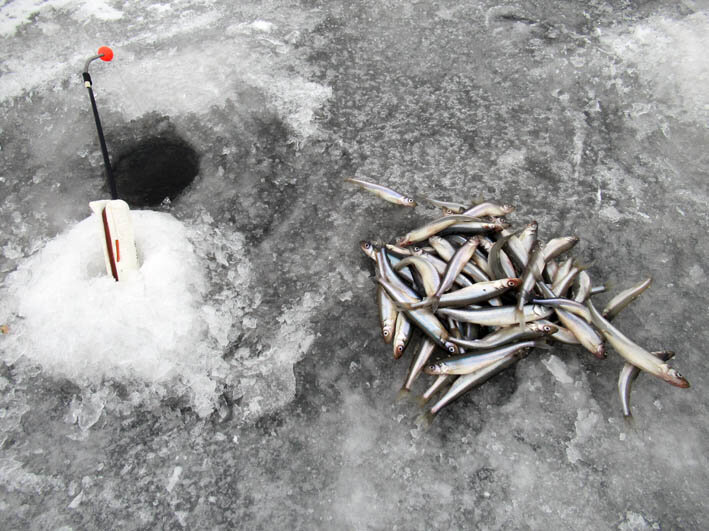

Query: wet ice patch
(602, 11), (709, 125)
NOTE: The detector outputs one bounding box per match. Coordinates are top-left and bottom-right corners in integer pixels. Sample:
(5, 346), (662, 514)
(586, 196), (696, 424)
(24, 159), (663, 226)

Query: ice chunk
(541, 355), (574, 385)
(68, 490), (84, 509)
(166, 466), (182, 493)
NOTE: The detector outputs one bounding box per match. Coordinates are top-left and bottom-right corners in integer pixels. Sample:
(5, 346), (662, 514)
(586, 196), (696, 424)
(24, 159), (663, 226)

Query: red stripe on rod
(101, 209), (119, 281)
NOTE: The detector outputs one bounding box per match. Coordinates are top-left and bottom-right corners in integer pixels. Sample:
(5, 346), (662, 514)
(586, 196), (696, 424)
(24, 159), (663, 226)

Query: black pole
(83, 57), (118, 200)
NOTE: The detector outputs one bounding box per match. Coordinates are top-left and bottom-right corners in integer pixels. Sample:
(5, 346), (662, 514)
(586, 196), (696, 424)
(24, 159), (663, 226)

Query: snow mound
(1, 210), (229, 417)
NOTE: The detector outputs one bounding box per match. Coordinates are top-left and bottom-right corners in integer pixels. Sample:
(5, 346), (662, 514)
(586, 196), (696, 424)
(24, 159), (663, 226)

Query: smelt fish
(424, 340), (538, 375)
(619, 350), (674, 418)
(345, 177), (416, 207)
(437, 305), (553, 326)
(603, 277), (652, 321)
(587, 300), (689, 388)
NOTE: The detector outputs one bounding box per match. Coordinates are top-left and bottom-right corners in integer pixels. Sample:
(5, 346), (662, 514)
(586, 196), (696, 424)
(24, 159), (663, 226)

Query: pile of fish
(347, 177), (690, 424)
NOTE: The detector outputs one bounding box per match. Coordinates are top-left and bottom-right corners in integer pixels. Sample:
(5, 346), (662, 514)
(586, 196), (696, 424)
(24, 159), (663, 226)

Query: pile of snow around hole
(0, 210), (231, 417)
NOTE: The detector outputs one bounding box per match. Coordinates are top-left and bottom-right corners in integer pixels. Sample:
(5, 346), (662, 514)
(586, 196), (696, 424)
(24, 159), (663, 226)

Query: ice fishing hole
(112, 134), (199, 207)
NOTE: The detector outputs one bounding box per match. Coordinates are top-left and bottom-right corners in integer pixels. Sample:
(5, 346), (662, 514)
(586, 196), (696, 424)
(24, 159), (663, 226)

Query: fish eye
(407, 198), (415, 204)
(674, 371), (683, 378)
(397, 345), (404, 352)
(544, 325), (552, 332)
(447, 345), (456, 353)
(507, 280), (516, 287)
(383, 330), (389, 336)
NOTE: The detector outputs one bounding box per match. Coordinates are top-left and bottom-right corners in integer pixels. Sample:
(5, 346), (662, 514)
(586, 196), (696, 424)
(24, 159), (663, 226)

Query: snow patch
(602, 12), (709, 125)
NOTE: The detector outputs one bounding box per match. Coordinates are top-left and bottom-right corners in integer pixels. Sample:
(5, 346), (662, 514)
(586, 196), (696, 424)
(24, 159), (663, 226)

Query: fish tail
(415, 411), (435, 429)
(417, 394), (432, 407)
(396, 387), (411, 402)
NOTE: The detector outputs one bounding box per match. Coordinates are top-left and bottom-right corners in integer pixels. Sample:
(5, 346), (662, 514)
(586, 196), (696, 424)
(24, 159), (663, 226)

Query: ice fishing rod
(82, 45), (117, 200)
(82, 46), (139, 282)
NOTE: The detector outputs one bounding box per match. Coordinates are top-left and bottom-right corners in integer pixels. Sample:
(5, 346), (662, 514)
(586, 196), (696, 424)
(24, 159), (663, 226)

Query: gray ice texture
(1, 0), (708, 529)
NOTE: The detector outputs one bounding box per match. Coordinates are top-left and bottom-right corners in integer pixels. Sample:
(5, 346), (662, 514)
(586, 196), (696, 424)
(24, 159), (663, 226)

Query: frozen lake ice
(1, 0), (708, 528)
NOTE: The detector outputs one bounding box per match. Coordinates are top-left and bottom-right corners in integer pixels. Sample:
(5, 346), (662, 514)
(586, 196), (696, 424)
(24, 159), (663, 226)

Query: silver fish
(437, 305), (553, 326)
(462, 201), (515, 218)
(537, 282), (604, 358)
(396, 215), (480, 246)
(587, 300), (689, 388)
(603, 277), (652, 321)
(449, 322), (557, 349)
(429, 348), (528, 416)
(393, 312), (413, 359)
(377, 286), (397, 344)
(345, 177), (416, 207)
(400, 338), (437, 393)
(619, 350), (674, 418)
(424, 340), (538, 375)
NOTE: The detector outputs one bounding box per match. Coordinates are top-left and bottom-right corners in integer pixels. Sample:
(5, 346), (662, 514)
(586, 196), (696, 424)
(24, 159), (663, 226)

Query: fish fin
(415, 411), (435, 429)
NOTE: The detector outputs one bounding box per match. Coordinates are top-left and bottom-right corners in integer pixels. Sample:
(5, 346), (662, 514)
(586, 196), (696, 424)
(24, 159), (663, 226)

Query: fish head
(403, 197), (417, 207)
(500, 204), (515, 215)
(393, 342), (406, 359)
(593, 343), (606, 359)
(381, 326), (393, 341)
(443, 341), (459, 355)
(359, 240), (376, 259)
(423, 361), (445, 375)
(664, 367), (690, 388)
(410, 246), (424, 256)
(530, 322), (558, 335)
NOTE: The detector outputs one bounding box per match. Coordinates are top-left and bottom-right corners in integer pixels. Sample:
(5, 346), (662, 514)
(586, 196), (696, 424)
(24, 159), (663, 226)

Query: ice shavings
(0, 210), (230, 417)
(235, 292), (319, 420)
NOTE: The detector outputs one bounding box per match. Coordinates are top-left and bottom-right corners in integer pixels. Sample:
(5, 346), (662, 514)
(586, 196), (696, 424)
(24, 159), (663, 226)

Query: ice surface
(1, 0), (709, 528)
